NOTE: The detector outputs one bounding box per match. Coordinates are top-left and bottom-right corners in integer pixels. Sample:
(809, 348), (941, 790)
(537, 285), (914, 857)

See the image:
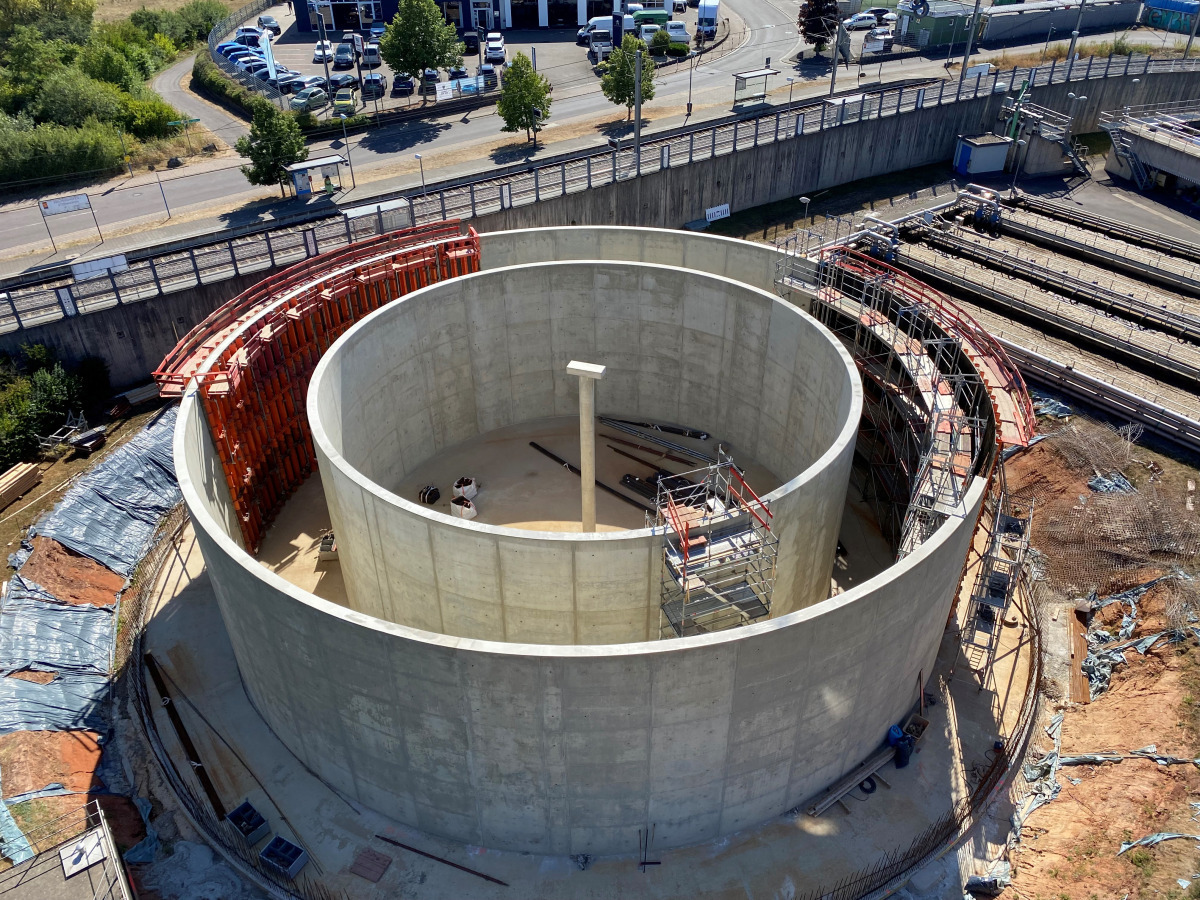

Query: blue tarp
(0, 574), (115, 676)
(1143, 0), (1197, 13)
(0, 767), (33, 866)
(0, 674), (108, 735)
(34, 407), (180, 576)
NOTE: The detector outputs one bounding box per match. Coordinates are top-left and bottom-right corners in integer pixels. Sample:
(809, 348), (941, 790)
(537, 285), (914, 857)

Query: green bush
(130, 0), (226, 48)
(649, 28), (671, 53)
(192, 50), (263, 116)
(292, 109), (319, 129)
(0, 358), (82, 469)
(30, 68), (123, 127)
(0, 112), (124, 181)
(666, 41), (689, 57)
(119, 93), (178, 138)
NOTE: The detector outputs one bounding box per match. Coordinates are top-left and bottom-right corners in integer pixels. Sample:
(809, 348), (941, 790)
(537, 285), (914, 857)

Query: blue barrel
(887, 724), (904, 747)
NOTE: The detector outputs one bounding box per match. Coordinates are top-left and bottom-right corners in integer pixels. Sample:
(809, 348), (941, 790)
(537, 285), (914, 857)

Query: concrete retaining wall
(309, 260), (860, 643)
(176, 226), (992, 857)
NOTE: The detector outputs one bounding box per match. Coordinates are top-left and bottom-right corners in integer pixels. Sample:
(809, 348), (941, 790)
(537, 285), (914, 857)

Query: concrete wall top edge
(306, 258), (862, 547)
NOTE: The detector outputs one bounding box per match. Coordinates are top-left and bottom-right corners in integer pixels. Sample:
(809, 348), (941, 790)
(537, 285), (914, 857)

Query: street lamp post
(787, 76), (795, 112)
(1041, 25), (1057, 64)
(799, 195), (811, 222)
(338, 114), (356, 189)
(532, 106), (542, 149)
(317, 12), (333, 117)
(415, 153), (427, 195)
(1066, 91), (1087, 130)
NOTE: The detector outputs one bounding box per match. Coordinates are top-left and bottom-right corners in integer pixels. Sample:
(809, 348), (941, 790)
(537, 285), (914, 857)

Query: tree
(377, 0), (462, 102)
(235, 101), (307, 197)
(798, 0), (838, 52)
(600, 34), (655, 120)
(31, 68), (123, 127)
(496, 51), (551, 143)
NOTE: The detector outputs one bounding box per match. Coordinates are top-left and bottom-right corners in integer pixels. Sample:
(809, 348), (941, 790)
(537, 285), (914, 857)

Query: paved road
(0, 15), (1172, 266)
(151, 53), (250, 148)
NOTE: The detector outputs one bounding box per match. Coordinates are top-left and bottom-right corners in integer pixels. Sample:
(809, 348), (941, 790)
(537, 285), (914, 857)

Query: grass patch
(1127, 847), (1157, 878)
(10, 798), (63, 837)
(991, 34), (1183, 69)
(1178, 642), (1200, 756)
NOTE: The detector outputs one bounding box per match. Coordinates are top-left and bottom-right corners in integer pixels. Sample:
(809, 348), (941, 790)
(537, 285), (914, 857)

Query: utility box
(260, 836), (309, 880)
(226, 801), (269, 846)
(954, 133), (1013, 175)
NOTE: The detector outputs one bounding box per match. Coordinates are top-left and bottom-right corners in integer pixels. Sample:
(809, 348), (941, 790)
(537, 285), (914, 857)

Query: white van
(639, 23), (659, 42)
(577, 15), (611, 44)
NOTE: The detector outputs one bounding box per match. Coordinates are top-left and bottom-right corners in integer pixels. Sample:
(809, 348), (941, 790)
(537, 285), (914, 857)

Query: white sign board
(435, 80), (455, 102)
(705, 204), (730, 222)
(864, 40), (884, 52)
(39, 195), (91, 216)
(71, 254), (128, 281)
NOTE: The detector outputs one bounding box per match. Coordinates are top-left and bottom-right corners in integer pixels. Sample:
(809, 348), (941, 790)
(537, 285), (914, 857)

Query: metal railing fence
(4, 53), (1199, 337)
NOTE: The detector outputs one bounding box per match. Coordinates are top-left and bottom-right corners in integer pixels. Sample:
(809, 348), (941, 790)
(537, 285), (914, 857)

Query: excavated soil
(17, 537), (124, 606)
(0, 730), (103, 797)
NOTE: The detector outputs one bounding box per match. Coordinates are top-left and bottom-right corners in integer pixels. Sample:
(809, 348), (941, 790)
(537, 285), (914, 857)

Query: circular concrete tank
(176, 227), (990, 859)
(308, 260), (859, 644)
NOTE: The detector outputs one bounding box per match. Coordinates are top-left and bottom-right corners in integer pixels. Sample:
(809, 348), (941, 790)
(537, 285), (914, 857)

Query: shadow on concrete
(354, 121), (451, 156)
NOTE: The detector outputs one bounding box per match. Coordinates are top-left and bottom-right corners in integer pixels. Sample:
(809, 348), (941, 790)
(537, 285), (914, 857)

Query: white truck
(589, 28), (614, 62)
(697, 0), (718, 38)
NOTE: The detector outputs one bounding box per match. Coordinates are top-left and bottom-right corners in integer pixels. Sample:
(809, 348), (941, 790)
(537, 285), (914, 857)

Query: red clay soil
(0, 730), (103, 797)
(17, 537), (123, 606)
(5, 670), (57, 684)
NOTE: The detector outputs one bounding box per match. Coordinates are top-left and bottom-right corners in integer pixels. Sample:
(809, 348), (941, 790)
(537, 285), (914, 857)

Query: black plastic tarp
(0, 574), (115, 676)
(35, 407), (180, 576)
(0, 673), (108, 735)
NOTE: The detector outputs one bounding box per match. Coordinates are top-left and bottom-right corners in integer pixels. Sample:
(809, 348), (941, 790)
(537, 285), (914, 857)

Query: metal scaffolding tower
(657, 449), (779, 638)
(962, 466), (1034, 672)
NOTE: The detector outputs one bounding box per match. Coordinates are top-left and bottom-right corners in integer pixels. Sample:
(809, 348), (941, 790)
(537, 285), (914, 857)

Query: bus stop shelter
(287, 155), (349, 197)
(732, 68), (778, 106)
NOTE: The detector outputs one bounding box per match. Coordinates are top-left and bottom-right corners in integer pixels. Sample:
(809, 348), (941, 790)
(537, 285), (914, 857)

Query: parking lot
(227, 3), (708, 118)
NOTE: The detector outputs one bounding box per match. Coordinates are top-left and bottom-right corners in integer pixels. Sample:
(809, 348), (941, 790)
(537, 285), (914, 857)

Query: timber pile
(0, 463), (41, 511)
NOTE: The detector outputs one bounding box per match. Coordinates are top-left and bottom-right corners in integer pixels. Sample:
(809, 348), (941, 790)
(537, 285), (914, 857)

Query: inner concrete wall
(309, 260), (860, 644)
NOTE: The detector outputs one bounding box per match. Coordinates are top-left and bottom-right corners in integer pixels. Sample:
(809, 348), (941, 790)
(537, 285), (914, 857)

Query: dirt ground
(1001, 417), (1200, 900)
(0, 730), (103, 797)
(17, 537), (125, 606)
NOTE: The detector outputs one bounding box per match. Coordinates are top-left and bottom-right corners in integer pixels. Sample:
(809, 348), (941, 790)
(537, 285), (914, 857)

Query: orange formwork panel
(179, 224), (482, 551)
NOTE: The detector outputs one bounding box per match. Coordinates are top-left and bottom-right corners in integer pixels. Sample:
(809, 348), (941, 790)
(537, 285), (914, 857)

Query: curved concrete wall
(309, 261), (860, 643)
(175, 227), (991, 858)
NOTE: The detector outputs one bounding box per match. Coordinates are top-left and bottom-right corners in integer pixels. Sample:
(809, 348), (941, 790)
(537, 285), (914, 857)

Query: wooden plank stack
(0, 463), (41, 511)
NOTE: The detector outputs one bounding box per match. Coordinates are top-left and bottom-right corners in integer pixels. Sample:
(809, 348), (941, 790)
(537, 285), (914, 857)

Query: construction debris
(1118, 833), (1200, 856)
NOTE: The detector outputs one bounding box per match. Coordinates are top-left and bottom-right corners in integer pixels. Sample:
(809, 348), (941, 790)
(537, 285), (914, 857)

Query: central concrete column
(567, 361), (606, 532)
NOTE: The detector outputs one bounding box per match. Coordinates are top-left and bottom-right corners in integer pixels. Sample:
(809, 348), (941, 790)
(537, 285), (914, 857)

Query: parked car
(313, 39), (333, 62)
(297, 74), (328, 90)
(328, 72), (360, 90)
(257, 14), (282, 35)
(461, 30), (480, 52)
(865, 25), (894, 49)
(332, 87), (358, 114)
(216, 41), (242, 56)
(333, 42), (356, 67)
(362, 72), (387, 98)
(362, 41), (382, 67)
(842, 11), (878, 29)
(234, 32), (263, 47)
(238, 58), (270, 73)
(370, 20), (387, 38)
(664, 20), (689, 42)
(226, 48), (260, 63)
(864, 6), (896, 21)
(270, 74), (306, 93)
(478, 62), (498, 87)
(391, 72), (415, 95)
(484, 32), (505, 63)
(289, 87), (328, 111)
(449, 64), (468, 80)
(638, 23), (659, 42)
(672, 0), (686, 10)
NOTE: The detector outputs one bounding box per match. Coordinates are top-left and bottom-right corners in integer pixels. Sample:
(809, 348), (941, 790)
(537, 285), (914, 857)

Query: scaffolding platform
(657, 451), (779, 639)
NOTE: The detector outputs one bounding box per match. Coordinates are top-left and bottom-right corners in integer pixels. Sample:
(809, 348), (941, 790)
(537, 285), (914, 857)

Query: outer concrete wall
(178, 388), (985, 858)
(309, 260), (860, 643)
(175, 226), (990, 858)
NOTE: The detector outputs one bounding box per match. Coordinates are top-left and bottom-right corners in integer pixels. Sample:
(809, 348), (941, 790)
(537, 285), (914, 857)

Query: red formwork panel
(165, 223), (482, 551)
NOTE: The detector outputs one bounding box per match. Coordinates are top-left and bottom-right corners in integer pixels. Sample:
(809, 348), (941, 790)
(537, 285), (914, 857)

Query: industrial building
(167, 223), (1034, 857)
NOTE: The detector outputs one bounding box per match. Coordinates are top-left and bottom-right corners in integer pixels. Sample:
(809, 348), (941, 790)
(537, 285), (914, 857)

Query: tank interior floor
(388, 415), (783, 533)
